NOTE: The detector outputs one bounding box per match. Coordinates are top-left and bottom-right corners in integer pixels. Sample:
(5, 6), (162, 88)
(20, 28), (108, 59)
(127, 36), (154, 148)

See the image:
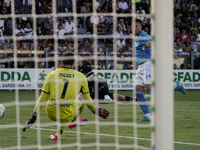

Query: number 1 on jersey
(61, 79), (69, 98)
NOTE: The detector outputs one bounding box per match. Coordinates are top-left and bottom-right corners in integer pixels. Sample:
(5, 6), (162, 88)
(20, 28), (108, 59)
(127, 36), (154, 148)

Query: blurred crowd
(174, 0), (200, 52)
(0, 0), (199, 69)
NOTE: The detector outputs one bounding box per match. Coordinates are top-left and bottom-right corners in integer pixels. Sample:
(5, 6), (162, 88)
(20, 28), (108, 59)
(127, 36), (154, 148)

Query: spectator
(106, 24), (113, 44)
(24, 22), (33, 39)
(174, 38), (182, 48)
(45, 25), (53, 35)
(17, 17), (26, 29)
(4, 24), (12, 37)
(186, 63), (191, 69)
(137, 11), (145, 22)
(118, 0), (129, 13)
(88, 15), (105, 33)
(37, 18), (45, 30)
(22, 0), (31, 14)
(102, 5), (109, 13)
(189, 19), (198, 33)
(64, 17), (75, 34)
(137, 6), (146, 14)
(182, 37), (192, 52)
(56, 24), (67, 44)
(190, 29), (198, 39)
(196, 29), (200, 44)
(37, 25), (42, 36)
(174, 0), (180, 9)
(174, 21), (180, 39)
(174, 1), (181, 16)
(115, 26), (124, 40)
(190, 12), (199, 26)
(190, 36), (199, 51)
(118, 19), (126, 33)
(178, 0), (187, 7)
(187, 0), (198, 12)
(143, 17), (151, 35)
(180, 2), (188, 23)
(39, 1), (49, 14)
(4, 0), (11, 7)
(82, 32), (93, 44)
(179, 29), (190, 43)
(127, 0), (132, 13)
(1, 3), (7, 14)
(15, 0), (22, 9)
(189, 5), (198, 17)
(174, 63), (177, 69)
(0, 28), (5, 46)
(80, 2), (91, 27)
(102, 0), (112, 12)
(116, 36), (126, 50)
(22, 0), (31, 6)
(5, 61), (14, 68)
(15, 24), (26, 41)
(56, 18), (65, 29)
(44, 17), (53, 29)
(6, 18), (12, 29)
(140, 0), (148, 13)
(18, 61), (24, 68)
(94, 0), (100, 12)
(179, 22), (187, 32)
(174, 13), (182, 26)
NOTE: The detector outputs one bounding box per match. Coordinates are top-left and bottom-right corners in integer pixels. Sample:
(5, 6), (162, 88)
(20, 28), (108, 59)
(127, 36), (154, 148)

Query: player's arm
(81, 78), (109, 119)
(146, 41), (151, 48)
(23, 74), (51, 132)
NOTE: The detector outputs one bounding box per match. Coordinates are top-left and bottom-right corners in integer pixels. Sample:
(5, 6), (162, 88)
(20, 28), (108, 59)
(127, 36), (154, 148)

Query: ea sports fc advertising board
(0, 69), (199, 90)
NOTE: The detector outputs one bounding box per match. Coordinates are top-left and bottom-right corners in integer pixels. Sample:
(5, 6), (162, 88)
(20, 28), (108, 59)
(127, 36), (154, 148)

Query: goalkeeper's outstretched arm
(23, 91), (48, 132)
(82, 92), (109, 119)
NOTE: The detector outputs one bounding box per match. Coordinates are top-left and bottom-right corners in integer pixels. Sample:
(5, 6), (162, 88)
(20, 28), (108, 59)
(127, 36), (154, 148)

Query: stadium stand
(0, 0), (199, 69)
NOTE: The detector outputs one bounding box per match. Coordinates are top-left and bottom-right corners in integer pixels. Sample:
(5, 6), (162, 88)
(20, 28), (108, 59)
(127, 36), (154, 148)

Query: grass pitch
(0, 90), (200, 150)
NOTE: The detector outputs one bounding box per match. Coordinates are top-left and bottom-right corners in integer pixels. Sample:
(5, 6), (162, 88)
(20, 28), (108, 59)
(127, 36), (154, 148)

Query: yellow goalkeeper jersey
(34, 67), (95, 122)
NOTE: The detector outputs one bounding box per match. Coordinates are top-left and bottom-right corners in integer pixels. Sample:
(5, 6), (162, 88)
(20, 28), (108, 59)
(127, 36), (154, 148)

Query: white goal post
(151, 0), (174, 150)
(0, 0), (174, 149)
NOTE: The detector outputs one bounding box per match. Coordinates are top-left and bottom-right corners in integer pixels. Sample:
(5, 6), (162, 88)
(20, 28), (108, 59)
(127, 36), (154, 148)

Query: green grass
(0, 90), (200, 150)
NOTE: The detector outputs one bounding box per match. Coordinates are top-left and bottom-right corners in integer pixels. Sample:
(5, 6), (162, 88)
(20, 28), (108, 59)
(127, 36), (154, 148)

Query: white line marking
(1, 125), (200, 147)
(175, 102), (200, 104)
(30, 127), (200, 146)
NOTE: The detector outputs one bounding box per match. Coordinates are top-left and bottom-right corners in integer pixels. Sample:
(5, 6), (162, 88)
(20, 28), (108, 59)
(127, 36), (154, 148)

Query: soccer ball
(0, 104), (6, 119)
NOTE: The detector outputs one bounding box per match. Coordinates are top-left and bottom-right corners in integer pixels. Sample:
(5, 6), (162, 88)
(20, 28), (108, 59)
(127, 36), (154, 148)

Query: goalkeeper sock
(79, 104), (85, 115)
(125, 96), (133, 101)
(135, 90), (150, 115)
(56, 126), (66, 135)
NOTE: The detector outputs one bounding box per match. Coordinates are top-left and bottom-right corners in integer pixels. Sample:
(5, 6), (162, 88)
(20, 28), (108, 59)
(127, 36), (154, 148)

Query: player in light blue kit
(134, 19), (186, 122)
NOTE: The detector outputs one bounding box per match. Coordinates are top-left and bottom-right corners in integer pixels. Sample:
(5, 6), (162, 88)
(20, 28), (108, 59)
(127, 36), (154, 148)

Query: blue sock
(147, 90), (152, 95)
(135, 90), (150, 114)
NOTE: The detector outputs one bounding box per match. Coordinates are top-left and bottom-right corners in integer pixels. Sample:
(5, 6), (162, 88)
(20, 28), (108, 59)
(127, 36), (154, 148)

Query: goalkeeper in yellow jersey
(23, 53), (109, 141)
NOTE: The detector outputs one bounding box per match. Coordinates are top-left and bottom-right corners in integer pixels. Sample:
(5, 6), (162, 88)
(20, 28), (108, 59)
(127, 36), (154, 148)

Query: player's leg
(173, 81), (186, 94)
(111, 94), (133, 102)
(97, 81), (113, 103)
(68, 94), (87, 129)
(135, 62), (151, 122)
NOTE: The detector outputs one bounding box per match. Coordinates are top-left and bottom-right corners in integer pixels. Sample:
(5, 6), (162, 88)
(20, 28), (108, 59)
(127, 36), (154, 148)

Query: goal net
(0, 0), (173, 150)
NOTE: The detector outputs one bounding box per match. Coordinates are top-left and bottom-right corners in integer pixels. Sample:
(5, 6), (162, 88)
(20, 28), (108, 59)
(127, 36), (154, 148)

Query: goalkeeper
(23, 53), (109, 141)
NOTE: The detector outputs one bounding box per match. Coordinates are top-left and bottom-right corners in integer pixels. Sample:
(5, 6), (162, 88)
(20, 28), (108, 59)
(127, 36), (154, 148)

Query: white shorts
(134, 61), (152, 87)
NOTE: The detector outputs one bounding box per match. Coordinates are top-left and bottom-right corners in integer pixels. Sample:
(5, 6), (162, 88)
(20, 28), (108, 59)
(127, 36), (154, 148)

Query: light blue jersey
(135, 30), (151, 64)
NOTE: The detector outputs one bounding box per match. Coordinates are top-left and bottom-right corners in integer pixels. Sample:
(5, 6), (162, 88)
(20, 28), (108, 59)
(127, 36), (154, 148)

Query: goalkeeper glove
(23, 114), (37, 132)
(92, 107), (109, 119)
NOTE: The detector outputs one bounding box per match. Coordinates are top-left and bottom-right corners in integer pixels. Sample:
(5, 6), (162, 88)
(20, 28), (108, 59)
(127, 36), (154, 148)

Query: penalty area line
(30, 127), (200, 146)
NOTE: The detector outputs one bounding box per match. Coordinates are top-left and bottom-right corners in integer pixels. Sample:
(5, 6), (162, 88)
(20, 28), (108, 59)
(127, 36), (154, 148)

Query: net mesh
(0, 0), (155, 149)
